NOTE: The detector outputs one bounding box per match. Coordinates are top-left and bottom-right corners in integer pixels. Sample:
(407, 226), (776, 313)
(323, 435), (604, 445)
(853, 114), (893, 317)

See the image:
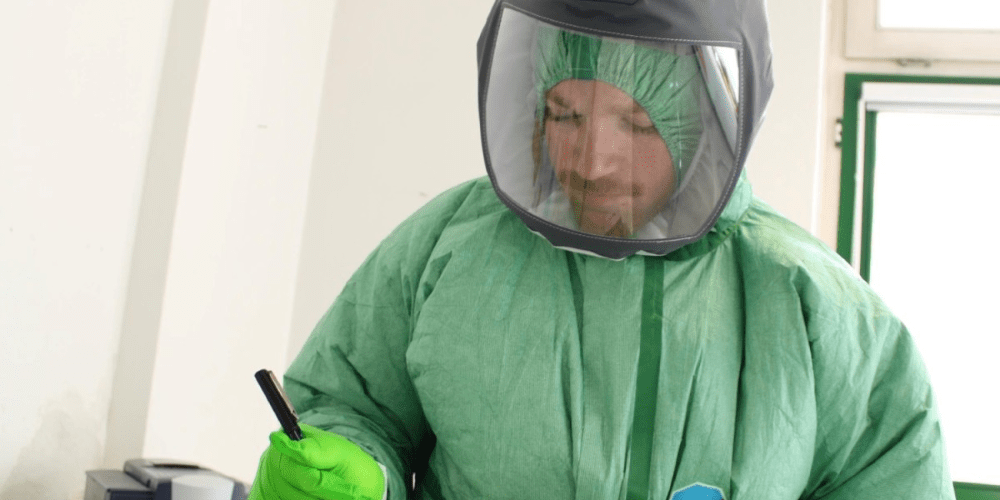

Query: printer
(85, 458), (248, 500)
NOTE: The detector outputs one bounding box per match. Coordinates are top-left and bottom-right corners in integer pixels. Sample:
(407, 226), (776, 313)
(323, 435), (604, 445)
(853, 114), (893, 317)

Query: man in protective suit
(248, 0), (955, 499)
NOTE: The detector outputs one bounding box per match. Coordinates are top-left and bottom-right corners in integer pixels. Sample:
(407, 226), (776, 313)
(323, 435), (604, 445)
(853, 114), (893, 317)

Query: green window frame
(836, 73), (1000, 281)
(954, 482), (1000, 500)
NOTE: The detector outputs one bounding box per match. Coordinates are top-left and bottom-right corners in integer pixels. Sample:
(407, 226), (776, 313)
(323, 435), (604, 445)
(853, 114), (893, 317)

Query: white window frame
(862, 81), (1000, 115)
(844, 0), (1000, 62)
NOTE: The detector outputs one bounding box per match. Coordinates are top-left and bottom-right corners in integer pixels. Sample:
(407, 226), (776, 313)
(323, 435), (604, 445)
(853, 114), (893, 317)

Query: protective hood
(477, 0), (773, 259)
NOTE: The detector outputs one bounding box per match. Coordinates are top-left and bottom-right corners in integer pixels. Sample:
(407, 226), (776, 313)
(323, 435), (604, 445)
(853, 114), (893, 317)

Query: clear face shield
(485, 8), (742, 249)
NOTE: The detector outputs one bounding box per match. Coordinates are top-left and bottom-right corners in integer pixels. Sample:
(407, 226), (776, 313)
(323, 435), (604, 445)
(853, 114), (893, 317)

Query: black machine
(84, 458), (248, 500)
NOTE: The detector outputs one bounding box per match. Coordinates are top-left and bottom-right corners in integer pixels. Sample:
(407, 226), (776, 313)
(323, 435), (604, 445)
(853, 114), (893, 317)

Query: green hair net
(534, 26), (704, 183)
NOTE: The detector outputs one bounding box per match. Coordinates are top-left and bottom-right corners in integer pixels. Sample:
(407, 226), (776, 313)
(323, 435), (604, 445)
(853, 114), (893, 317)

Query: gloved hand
(248, 423), (386, 500)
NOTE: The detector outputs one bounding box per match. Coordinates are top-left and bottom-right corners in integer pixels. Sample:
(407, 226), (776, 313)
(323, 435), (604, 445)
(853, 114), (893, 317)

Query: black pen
(255, 368), (303, 441)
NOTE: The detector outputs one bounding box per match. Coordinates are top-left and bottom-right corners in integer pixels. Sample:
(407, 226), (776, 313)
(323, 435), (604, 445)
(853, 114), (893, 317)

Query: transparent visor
(486, 8), (742, 241)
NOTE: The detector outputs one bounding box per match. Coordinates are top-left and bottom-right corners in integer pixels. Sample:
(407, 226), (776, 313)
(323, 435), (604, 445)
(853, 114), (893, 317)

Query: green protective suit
(284, 174), (954, 500)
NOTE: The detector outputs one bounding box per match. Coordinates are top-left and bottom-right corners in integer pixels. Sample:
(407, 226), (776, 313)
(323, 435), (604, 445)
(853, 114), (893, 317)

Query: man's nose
(576, 120), (629, 180)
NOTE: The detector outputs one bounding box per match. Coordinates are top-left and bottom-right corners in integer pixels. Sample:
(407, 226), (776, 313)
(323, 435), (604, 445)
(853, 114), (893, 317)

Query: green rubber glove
(248, 423), (386, 500)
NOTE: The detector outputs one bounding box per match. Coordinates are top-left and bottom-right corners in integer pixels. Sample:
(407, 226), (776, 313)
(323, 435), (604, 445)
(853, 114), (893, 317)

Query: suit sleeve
(803, 280), (955, 500)
(281, 181), (480, 499)
(282, 249), (425, 499)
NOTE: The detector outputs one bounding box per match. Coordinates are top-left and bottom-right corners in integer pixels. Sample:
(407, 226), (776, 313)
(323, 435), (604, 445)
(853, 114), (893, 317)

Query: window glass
(878, 0), (1000, 30)
(868, 111), (1000, 484)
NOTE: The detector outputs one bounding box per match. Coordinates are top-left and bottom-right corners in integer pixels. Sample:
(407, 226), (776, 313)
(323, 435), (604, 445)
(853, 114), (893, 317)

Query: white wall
(139, 0), (335, 485)
(288, 0), (498, 354)
(1, 0), (335, 498)
(744, 0), (828, 235)
(0, 1), (173, 498)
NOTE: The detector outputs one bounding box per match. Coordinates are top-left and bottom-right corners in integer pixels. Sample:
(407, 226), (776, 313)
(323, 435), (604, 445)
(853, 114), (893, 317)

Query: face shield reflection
(486, 8), (741, 242)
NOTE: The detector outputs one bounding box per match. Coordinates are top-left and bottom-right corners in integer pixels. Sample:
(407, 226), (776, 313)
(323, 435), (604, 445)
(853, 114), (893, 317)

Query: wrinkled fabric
(284, 176), (953, 500)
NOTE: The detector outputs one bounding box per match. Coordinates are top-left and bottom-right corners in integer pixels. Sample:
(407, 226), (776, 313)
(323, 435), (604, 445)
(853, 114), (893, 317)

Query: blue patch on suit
(669, 483), (725, 500)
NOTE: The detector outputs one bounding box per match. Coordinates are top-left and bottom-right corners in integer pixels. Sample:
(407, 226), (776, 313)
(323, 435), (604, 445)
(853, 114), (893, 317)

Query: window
(878, 0), (1000, 30)
(844, 0), (1000, 62)
(838, 74), (1000, 486)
